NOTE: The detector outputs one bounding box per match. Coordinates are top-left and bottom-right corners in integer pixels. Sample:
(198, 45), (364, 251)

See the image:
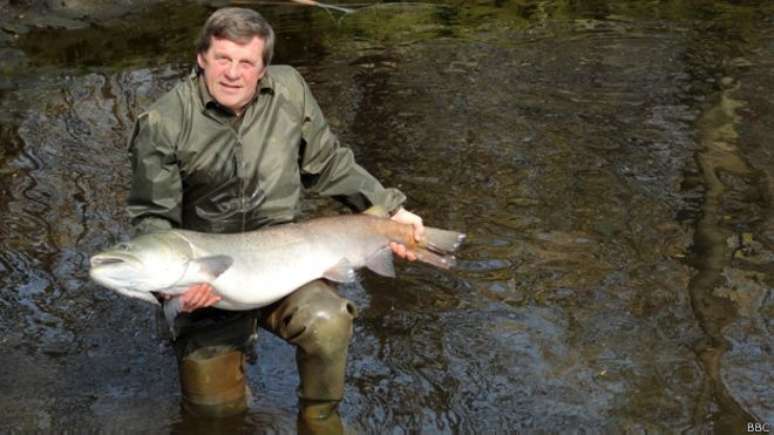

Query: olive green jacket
(127, 65), (406, 234)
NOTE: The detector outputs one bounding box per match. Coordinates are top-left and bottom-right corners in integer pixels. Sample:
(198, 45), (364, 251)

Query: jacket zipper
(238, 149), (246, 233)
(233, 127), (247, 233)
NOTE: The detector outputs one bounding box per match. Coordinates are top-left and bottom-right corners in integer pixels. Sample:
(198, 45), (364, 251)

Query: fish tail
(415, 248), (457, 270)
(420, 227), (466, 254)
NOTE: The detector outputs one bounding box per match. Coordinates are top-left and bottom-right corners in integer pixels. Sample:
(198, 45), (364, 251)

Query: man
(127, 6), (423, 429)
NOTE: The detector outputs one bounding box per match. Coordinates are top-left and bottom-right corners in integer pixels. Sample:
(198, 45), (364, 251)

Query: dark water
(1, 0), (773, 432)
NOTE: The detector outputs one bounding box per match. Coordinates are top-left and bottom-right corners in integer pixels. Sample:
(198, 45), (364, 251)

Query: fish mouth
(89, 253), (142, 291)
(89, 253), (144, 286)
(90, 253), (140, 269)
(91, 257), (124, 266)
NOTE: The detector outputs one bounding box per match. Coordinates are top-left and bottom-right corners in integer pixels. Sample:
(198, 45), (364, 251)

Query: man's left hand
(389, 208), (425, 261)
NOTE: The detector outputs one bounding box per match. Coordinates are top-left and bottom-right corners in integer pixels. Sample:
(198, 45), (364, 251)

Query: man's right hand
(179, 283), (222, 312)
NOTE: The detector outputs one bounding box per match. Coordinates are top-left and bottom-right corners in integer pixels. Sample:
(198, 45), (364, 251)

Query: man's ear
(256, 64), (267, 81)
(196, 53), (206, 70)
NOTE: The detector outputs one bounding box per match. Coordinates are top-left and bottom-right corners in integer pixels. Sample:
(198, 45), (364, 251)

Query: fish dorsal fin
(323, 258), (356, 283)
(365, 247), (396, 278)
(182, 255), (234, 282)
(362, 205), (389, 217)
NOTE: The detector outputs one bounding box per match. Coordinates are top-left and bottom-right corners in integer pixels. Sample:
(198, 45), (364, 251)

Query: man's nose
(225, 62), (239, 79)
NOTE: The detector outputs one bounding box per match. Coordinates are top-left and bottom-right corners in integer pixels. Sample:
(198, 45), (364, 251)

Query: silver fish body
(90, 215), (465, 315)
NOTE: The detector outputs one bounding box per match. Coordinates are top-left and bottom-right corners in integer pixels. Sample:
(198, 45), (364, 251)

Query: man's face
(197, 36), (267, 115)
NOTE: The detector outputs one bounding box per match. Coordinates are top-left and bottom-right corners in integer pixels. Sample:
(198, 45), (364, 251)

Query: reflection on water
(1, 0), (773, 432)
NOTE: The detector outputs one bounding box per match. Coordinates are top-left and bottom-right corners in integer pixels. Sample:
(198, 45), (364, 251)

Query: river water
(0, 0), (772, 432)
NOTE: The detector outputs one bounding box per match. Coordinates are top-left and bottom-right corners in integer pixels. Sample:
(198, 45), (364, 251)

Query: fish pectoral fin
(121, 288), (161, 305)
(365, 247), (396, 278)
(162, 297), (183, 340)
(323, 258), (357, 283)
(186, 255), (234, 281)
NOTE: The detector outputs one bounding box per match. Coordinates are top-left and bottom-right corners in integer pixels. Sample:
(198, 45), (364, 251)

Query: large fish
(89, 214), (465, 326)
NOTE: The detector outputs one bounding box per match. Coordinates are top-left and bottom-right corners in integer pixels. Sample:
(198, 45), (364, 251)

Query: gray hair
(195, 7), (275, 66)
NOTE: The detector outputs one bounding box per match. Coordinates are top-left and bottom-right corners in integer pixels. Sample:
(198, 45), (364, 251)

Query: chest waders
(172, 279), (355, 429)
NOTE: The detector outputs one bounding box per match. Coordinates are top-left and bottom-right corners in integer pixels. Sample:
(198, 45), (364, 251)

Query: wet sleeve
(126, 110), (182, 236)
(297, 72), (406, 213)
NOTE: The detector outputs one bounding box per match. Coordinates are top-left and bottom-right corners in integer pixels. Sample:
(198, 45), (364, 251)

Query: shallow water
(1, 0), (773, 432)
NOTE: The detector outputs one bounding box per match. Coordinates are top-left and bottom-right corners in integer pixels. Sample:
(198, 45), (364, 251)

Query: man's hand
(178, 283), (221, 313)
(389, 207), (425, 261)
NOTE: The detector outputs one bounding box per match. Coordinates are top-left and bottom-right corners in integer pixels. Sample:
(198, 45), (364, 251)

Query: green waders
(172, 280), (356, 431)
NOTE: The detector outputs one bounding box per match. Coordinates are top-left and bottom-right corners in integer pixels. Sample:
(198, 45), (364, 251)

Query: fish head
(89, 232), (193, 298)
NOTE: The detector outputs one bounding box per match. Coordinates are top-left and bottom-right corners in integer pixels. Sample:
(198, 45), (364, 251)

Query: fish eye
(115, 243), (130, 251)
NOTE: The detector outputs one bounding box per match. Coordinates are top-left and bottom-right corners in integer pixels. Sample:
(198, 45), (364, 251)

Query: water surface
(1, 0), (772, 432)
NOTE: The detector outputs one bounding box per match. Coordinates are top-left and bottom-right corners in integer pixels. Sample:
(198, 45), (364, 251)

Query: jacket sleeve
(126, 110), (182, 236)
(296, 72), (406, 213)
